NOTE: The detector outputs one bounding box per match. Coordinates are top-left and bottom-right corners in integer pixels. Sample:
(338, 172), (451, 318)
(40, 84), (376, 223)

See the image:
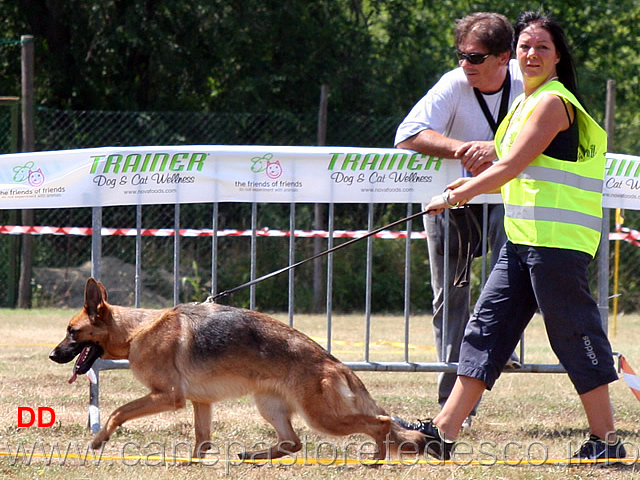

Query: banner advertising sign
(602, 153), (640, 210)
(0, 145), (637, 210)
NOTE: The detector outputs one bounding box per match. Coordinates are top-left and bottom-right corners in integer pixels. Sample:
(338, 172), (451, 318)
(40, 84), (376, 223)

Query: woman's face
(516, 23), (560, 87)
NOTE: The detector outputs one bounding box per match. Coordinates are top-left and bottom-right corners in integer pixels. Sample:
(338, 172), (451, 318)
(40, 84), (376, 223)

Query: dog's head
(49, 278), (110, 384)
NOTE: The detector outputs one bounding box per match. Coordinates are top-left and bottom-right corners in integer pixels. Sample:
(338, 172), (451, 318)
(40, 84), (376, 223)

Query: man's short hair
(454, 12), (514, 55)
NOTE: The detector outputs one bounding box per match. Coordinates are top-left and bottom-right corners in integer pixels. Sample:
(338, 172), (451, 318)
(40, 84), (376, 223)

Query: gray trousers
(425, 203), (506, 413)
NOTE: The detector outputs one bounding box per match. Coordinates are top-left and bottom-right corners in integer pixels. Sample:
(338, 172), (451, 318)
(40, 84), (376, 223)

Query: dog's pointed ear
(84, 278), (106, 319)
(96, 280), (108, 303)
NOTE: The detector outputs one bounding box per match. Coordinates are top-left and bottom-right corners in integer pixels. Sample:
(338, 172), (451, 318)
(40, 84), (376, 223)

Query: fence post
(135, 204), (142, 307)
(599, 79), (616, 331)
(288, 202), (296, 326)
(0, 96), (21, 307)
(326, 203), (335, 353)
(313, 84), (329, 312)
(17, 35), (34, 308)
(173, 204), (180, 305)
(91, 208), (102, 280)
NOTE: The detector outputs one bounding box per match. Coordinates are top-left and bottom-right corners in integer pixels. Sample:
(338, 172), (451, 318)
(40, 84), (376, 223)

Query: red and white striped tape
(3, 224), (640, 244)
(0, 224), (428, 240)
(620, 355), (640, 403)
(611, 227), (640, 247)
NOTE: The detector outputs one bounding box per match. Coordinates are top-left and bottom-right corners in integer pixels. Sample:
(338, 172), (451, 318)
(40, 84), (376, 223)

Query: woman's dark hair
(514, 10), (586, 108)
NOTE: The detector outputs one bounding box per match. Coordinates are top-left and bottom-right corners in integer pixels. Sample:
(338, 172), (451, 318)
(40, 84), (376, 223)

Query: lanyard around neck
(473, 70), (511, 135)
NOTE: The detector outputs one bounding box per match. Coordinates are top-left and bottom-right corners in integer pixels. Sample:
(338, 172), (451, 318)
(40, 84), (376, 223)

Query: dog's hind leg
(192, 401), (212, 459)
(240, 392), (301, 460)
(300, 373), (393, 461)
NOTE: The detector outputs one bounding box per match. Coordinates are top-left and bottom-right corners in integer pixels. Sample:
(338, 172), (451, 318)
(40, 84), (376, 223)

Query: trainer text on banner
(0, 146), (457, 208)
(0, 146), (637, 209)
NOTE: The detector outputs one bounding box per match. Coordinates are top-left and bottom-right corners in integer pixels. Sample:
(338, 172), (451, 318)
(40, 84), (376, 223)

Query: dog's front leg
(91, 391), (187, 450)
(192, 401), (212, 458)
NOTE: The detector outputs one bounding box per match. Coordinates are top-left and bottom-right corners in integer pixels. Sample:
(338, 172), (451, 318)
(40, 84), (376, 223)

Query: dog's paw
(90, 439), (106, 450)
(193, 442), (213, 459)
(91, 431), (110, 450)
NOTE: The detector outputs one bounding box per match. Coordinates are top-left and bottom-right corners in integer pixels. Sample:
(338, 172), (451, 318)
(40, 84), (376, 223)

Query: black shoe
(572, 434), (626, 465)
(392, 417), (454, 461)
(391, 416), (429, 431)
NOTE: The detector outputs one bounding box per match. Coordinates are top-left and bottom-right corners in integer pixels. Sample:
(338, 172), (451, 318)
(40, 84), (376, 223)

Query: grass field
(1, 307), (640, 479)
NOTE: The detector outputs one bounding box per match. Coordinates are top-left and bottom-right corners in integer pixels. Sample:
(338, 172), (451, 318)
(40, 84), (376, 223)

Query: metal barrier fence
(84, 201), (605, 433)
(2, 106), (640, 312)
(0, 101), (628, 432)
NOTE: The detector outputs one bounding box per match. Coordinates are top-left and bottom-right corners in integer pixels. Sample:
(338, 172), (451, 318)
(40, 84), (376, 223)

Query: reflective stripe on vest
(504, 204), (602, 232)
(517, 165), (603, 193)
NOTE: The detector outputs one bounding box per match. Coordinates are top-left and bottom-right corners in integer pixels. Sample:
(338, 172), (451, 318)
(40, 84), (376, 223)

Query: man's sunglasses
(456, 50), (492, 65)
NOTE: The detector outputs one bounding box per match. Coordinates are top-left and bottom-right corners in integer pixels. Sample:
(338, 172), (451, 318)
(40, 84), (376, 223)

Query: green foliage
(180, 260), (209, 303)
(0, 0), (634, 153)
(0, 0), (638, 311)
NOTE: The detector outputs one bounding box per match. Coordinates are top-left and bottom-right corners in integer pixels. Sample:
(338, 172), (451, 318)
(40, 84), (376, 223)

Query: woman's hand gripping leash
(425, 178), (473, 215)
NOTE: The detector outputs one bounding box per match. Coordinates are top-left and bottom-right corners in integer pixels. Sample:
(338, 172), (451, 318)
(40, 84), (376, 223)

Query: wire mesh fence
(0, 105), (637, 313)
(1, 106), (438, 311)
(33, 108), (403, 151)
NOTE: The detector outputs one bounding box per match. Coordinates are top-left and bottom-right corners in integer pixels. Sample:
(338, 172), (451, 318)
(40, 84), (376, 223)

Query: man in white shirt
(394, 12), (523, 428)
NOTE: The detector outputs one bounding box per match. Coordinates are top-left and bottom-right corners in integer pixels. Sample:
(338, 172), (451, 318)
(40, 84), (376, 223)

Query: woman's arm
(426, 94), (572, 214)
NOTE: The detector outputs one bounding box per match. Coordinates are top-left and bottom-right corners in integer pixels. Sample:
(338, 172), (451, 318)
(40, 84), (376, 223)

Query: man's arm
(397, 129), (496, 176)
(395, 129), (463, 159)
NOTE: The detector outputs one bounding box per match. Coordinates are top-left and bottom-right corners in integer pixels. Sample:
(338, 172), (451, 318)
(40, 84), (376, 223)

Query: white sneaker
(504, 353), (522, 370)
(461, 416), (473, 431)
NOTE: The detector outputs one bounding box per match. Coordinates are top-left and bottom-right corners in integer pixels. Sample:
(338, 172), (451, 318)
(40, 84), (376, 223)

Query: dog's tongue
(68, 346), (90, 384)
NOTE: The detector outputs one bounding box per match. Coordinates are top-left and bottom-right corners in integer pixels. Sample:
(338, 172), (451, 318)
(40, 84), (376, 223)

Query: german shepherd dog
(50, 278), (428, 461)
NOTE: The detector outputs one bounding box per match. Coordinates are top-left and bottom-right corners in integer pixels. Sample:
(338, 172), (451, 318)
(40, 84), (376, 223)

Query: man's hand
(455, 140), (496, 175)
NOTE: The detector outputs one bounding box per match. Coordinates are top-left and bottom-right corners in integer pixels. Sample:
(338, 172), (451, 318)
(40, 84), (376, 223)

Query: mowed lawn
(1, 307), (640, 479)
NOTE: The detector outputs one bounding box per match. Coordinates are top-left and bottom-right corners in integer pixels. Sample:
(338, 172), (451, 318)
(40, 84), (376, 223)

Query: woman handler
(413, 11), (625, 463)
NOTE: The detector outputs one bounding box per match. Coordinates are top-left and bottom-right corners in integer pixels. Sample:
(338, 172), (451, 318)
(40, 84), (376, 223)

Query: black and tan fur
(50, 278), (427, 460)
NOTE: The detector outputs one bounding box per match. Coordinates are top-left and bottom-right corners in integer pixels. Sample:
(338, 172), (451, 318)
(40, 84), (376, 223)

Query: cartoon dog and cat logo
(13, 161), (46, 187)
(250, 153), (283, 179)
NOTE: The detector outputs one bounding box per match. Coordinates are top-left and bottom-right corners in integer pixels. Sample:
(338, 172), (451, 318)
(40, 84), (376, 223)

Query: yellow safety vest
(495, 81), (607, 257)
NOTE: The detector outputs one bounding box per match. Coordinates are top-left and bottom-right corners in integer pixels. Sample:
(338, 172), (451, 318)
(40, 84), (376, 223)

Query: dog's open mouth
(68, 345), (103, 384)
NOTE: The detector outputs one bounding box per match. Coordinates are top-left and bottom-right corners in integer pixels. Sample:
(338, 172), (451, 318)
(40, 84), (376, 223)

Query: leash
(450, 206), (483, 287)
(206, 207), (435, 302)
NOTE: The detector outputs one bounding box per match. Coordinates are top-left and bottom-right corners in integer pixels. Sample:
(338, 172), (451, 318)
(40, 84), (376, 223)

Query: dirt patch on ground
(33, 256), (172, 308)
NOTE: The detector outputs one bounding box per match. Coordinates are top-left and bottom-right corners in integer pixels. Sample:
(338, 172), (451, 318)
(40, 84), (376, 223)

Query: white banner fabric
(602, 153), (640, 209)
(0, 145), (637, 210)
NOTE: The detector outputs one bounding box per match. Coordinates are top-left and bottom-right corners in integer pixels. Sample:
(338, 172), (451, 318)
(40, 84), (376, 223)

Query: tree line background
(0, 0), (637, 153)
(0, 0), (638, 312)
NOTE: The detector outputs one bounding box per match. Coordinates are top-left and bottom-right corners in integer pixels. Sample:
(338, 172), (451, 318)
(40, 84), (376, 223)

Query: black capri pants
(457, 241), (618, 395)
